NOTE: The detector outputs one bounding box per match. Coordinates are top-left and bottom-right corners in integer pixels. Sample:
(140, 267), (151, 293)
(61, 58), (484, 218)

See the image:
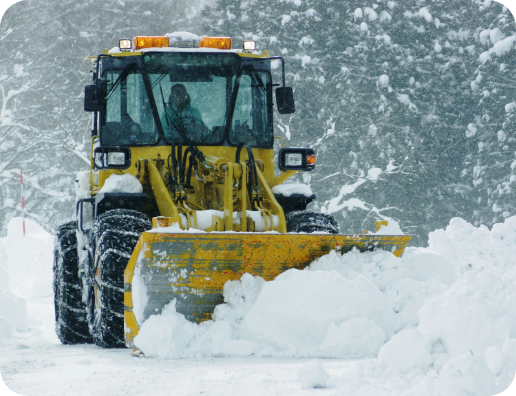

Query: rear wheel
(286, 210), (340, 234)
(53, 221), (93, 344)
(90, 209), (151, 348)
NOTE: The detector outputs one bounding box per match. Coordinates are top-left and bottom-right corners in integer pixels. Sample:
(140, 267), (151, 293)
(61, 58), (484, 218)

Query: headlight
(243, 40), (256, 51)
(119, 39), (132, 51)
(278, 148), (316, 172)
(94, 147), (131, 170)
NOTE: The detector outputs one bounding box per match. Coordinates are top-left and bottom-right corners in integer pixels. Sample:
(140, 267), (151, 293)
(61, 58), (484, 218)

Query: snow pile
(98, 173), (143, 194)
(0, 217), (53, 336)
(133, 299), (258, 359)
(134, 247), (444, 359)
(373, 220), (405, 235)
(0, 242), (10, 295)
(0, 242), (22, 338)
(271, 183), (313, 197)
(134, 215), (516, 394)
(306, 249), (450, 338)
(1, 217), (54, 300)
(236, 269), (391, 353)
(319, 317), (386, 358)
(0, 289), (29, 336)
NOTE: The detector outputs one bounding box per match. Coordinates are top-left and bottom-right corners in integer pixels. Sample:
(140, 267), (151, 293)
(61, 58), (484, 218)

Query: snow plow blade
(124, 232), (411, 345)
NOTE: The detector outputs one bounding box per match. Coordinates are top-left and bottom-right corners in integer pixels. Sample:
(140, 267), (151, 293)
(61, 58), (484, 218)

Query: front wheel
(286, 211), (340, 234)
(90, 209), (151, 348)
(53, 221), (93, 344)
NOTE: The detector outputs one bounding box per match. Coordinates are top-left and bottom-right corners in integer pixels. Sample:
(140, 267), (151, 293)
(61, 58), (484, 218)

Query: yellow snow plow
(52, 32), (411, 349)
(123, 231), (410, 345)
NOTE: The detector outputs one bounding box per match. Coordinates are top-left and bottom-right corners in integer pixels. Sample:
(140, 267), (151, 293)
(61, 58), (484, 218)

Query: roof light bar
(134, 36), (169, 50)
(168, 38), (199, 48)
(243, 40), (256, 51)
(199, 37), (232, 50)
(129, 35), (233, 51)
(119, 39), (132, 51)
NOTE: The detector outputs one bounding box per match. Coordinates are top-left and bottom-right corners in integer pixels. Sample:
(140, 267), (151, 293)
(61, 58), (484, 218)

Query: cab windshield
(102, 66), (158, 146)
(145, 52), (272, 148)
(100, 52), (272, 148)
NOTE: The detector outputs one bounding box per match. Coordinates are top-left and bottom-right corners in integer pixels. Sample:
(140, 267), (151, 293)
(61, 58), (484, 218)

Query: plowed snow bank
(134, 216), (516, 394)
(2, 218), (54, 299)
(0, 217), (52, 336)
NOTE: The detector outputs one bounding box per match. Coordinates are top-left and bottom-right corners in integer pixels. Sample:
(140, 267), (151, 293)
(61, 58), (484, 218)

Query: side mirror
(275, 87), (295, 114)
(278, 148), (315, 171)
(84, 85), (102, 112)
(84, 80), (107, 112)
(93, 147), (131, 170)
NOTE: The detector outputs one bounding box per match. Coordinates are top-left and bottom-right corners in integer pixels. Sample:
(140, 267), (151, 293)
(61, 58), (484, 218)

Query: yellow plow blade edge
(124, 232), (411, 346)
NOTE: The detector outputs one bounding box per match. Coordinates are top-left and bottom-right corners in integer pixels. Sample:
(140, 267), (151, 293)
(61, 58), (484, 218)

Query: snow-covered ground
(2, 216), (516, 395)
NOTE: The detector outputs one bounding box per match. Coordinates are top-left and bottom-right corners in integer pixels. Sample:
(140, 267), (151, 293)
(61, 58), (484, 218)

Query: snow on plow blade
(124, 231), (411, 345)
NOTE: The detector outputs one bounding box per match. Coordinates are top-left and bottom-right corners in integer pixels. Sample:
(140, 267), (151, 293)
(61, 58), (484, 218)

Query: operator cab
(85, 35), (293, 149)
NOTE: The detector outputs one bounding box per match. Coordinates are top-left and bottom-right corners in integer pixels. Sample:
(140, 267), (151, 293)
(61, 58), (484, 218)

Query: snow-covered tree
(205, 0), (515, 244)
(465, 2), (516, 227)
(0, 0), (514, 245)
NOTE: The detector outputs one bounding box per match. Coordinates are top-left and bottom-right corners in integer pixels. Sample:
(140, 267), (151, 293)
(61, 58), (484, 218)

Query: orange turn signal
(134, 36), (169, 50)
(199, 37), (232, 50)
(307, 155), (316, 165)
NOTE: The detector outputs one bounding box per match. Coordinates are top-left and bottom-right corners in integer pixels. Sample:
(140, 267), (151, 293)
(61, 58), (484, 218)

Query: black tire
(90, 209), (151, 348)
(53, 221), (93, 344)
(286, 210), (340, 234)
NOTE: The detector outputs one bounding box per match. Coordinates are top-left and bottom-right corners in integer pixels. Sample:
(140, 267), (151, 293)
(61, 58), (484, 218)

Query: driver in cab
(161, 84), (203, 140)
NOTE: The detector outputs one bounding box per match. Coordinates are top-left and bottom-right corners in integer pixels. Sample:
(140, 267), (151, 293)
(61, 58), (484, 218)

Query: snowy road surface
(0, 297), (358, 396)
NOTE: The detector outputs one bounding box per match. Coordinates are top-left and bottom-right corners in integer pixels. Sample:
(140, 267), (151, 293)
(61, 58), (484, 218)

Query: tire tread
(53, 221), (93, 344)
(90, 209), (151, 348)
(286, 210), (340, 234)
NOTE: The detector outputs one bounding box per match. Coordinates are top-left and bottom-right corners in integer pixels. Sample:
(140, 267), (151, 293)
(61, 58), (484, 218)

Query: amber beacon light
(134, 36), (169, 50)
(199, 37), (232, 50)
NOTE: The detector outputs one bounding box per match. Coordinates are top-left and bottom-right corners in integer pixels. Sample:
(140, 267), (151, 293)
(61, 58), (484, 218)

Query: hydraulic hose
(235, 142), (260, 194)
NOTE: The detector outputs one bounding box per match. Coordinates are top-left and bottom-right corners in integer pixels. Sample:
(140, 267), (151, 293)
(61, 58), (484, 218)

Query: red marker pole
(21, 170), (25, 236)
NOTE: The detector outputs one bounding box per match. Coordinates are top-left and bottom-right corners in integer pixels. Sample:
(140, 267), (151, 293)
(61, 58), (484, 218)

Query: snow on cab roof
(166, 31), (202, 42)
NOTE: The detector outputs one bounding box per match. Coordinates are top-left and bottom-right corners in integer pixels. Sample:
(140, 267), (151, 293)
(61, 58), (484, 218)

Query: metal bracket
(76, 198), (95, 232)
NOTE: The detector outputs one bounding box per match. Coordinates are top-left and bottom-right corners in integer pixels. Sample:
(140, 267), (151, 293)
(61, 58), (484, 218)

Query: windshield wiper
(105, 64), (136, 102)
(246, 66), (267, 111)
(224, 70), (242, 137)
(151, 74), (167, 90)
